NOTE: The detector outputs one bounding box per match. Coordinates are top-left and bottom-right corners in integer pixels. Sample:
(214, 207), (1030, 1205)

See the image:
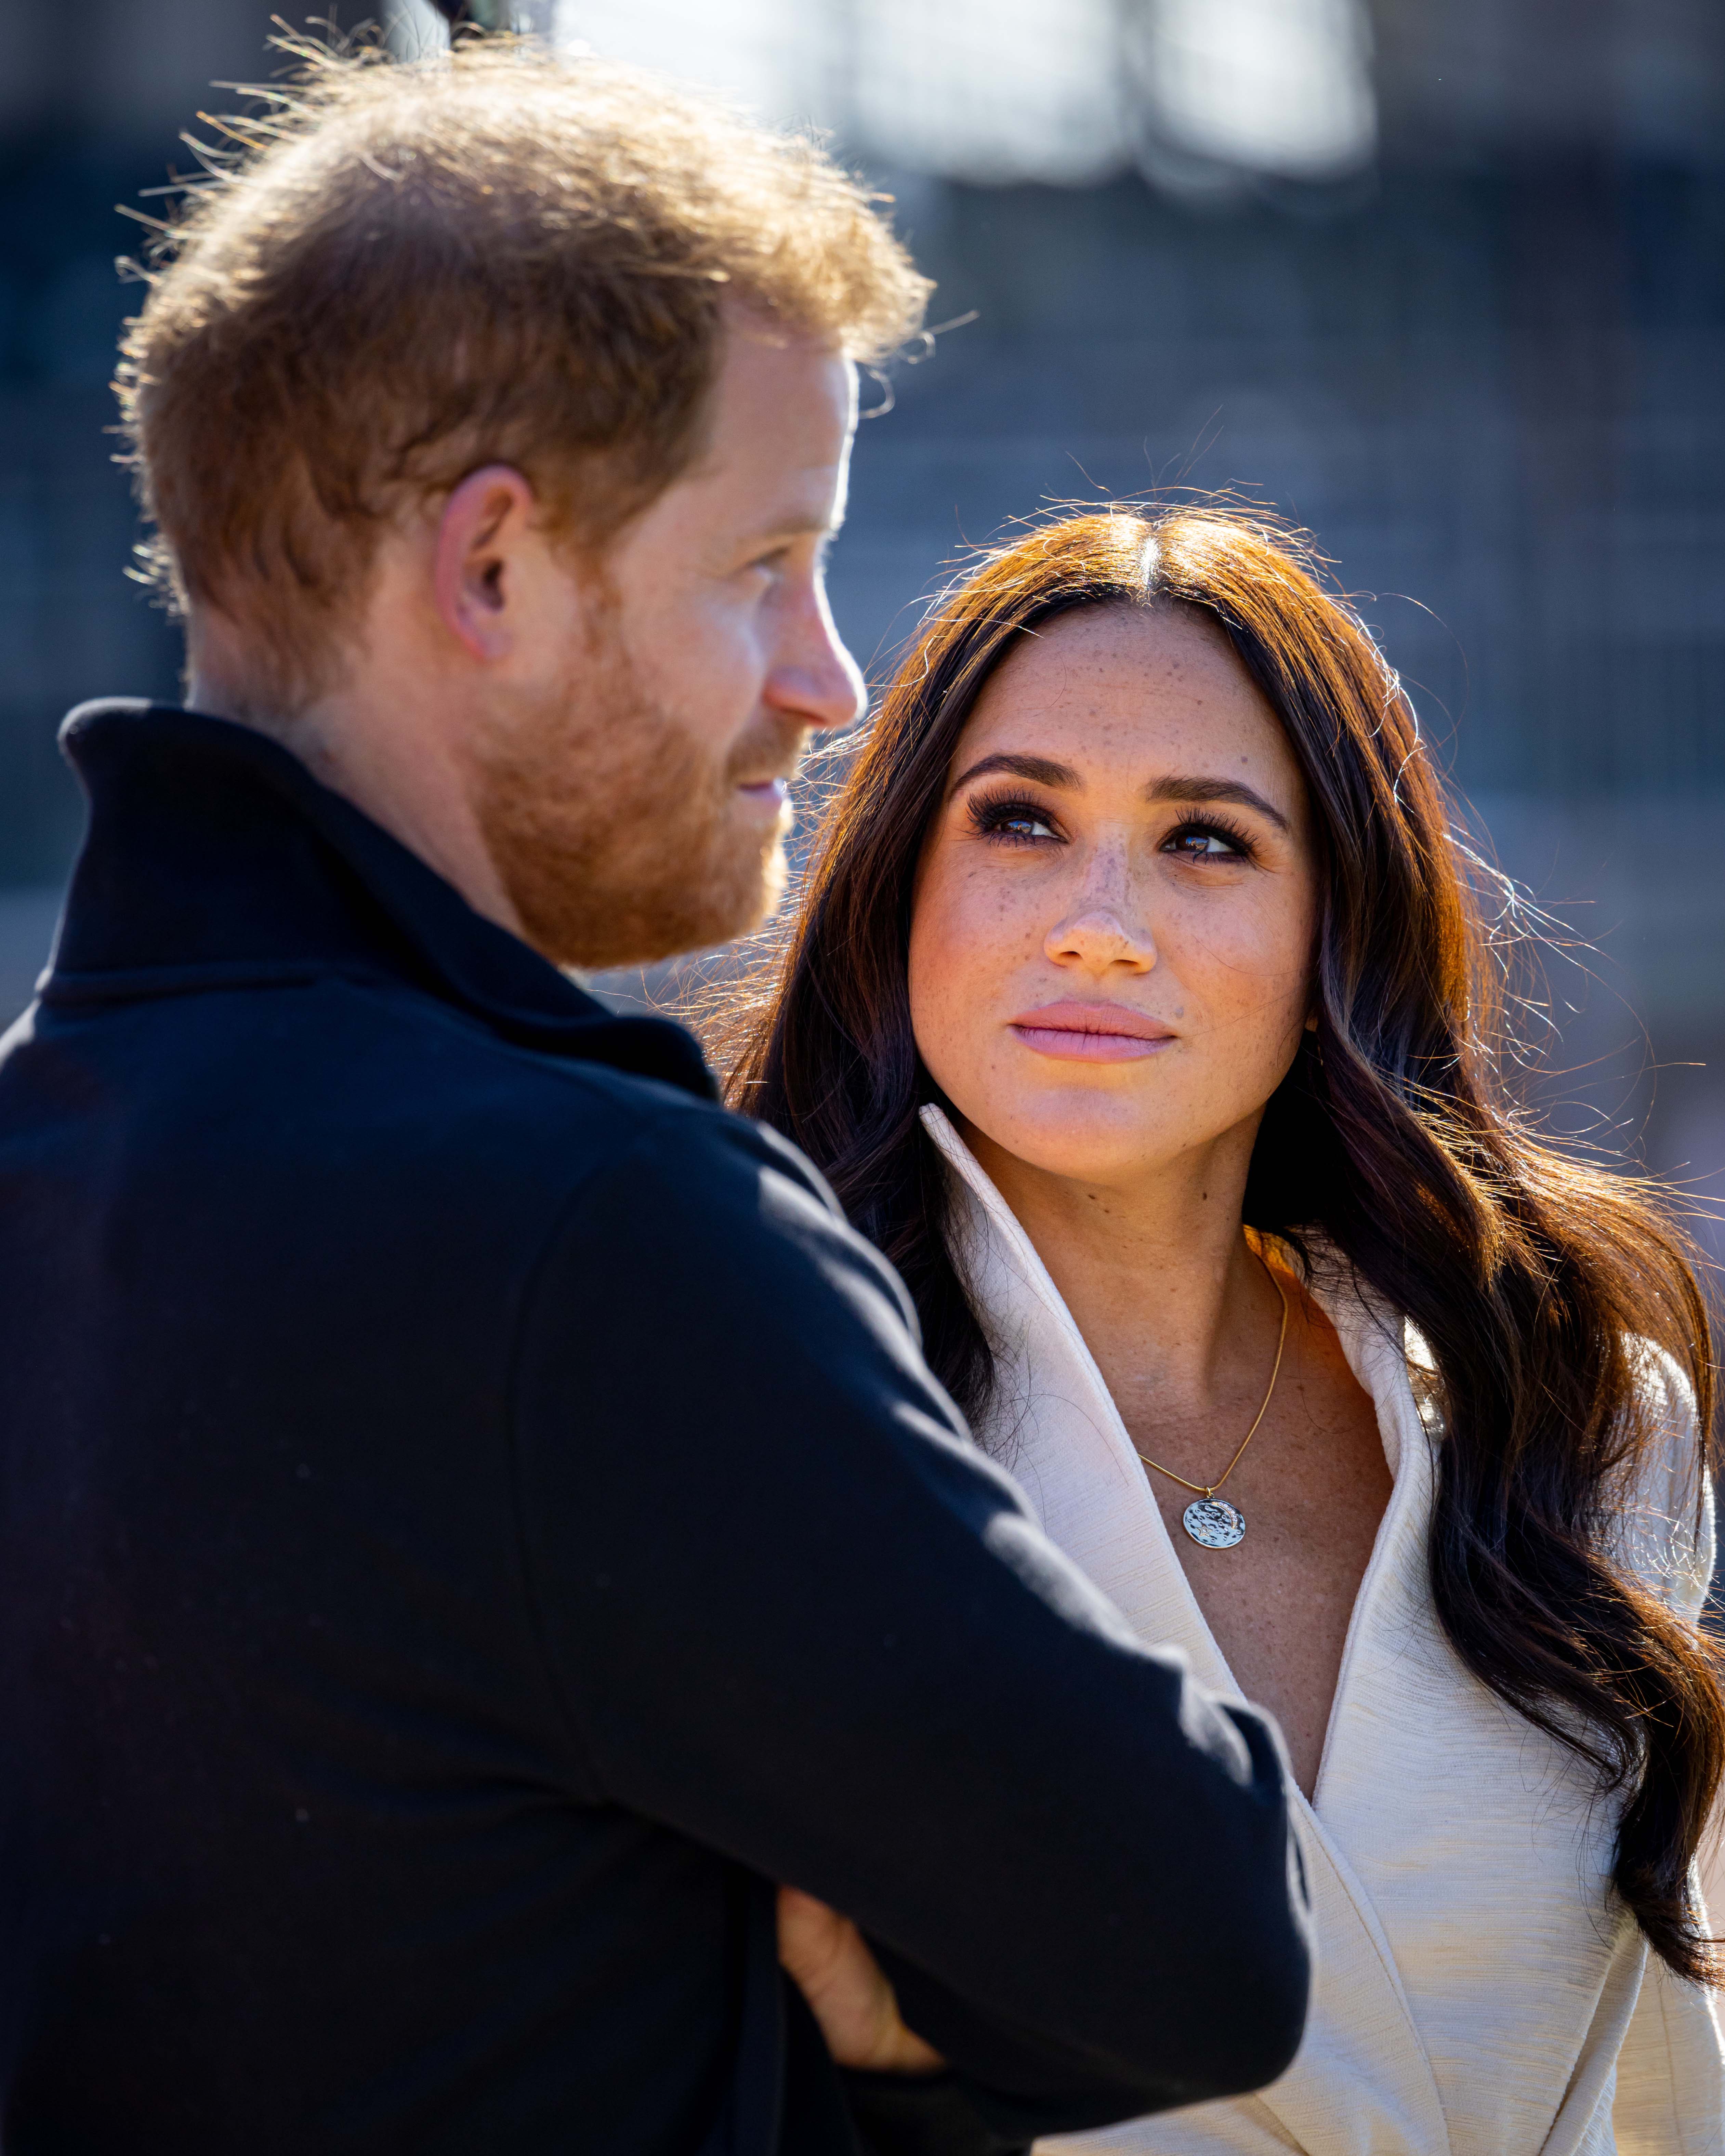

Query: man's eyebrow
(750, 504), (846, 544)
(1146, 775), (1291, 833)
(947, 751), (1081, 796)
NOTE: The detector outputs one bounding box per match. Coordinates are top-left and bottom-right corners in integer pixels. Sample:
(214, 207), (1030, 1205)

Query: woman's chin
(961, 1095), (1190, 1189)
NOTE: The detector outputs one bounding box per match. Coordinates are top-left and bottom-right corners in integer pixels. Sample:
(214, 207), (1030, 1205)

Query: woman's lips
(1009, 1001), (1177, 1062)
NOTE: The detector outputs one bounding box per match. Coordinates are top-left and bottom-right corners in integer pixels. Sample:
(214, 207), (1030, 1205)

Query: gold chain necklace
(1133, 1253), (1291, 1551)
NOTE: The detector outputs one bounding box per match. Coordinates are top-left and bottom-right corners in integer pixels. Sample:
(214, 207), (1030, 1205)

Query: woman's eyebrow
(948, 751), (1080, 795)
(1146, 775), (1291, 833)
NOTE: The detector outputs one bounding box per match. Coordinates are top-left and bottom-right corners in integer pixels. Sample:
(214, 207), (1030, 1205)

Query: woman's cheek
(910, 868), (1014, 1097)
(906, 873), (966, 1079)
(1174, 894), (1307, 1012)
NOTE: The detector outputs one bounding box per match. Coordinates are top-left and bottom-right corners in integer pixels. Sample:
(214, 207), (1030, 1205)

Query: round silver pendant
(1183, 1498), (1246, 1550)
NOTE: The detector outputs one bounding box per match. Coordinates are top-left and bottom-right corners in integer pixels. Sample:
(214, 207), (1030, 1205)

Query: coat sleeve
(1612, 1349), (1725, 2154)
(1611, 1930), (1725, 2155)
(510, 1105), (1311, 2138)
(1608, 1341), (1714, 1622)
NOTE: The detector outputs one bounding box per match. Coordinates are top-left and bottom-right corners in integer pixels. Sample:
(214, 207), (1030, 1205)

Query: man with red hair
(0, 36), (1308, 2154)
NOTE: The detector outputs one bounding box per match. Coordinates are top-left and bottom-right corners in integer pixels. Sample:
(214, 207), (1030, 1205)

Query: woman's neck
(955, 1115), (1281, 1433)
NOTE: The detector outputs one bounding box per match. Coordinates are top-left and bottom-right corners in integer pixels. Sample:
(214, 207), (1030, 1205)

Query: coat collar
(44, 701), (715, 1102)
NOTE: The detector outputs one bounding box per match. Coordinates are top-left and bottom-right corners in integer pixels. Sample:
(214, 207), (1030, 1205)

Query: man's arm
(512, 1106), (1311, 2130)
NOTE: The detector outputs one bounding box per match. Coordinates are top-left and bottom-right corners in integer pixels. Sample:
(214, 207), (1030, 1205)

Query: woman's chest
(1144, 1484), (1384, 1798)
(1011, 1366), (1633, 2154)
(1118, 1341), (1395, 1797)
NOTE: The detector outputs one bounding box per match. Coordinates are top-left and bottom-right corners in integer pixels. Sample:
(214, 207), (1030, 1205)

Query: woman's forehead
(956, 603), (1297, 785)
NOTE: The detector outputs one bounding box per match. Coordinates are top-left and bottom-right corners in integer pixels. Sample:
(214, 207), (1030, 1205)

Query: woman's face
(908, 603), (1320, 1192)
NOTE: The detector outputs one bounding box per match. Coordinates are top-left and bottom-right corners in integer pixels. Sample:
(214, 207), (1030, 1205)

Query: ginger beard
(470, 614), (803, 973)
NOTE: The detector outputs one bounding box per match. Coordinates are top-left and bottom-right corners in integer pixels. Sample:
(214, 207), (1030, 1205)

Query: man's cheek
(674, 607), (761, 714)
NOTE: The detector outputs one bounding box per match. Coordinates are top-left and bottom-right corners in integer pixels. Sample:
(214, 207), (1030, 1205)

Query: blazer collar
(920, 1100), (1423, 1480)
(918, 1103), (1456, 2156)
(45, 700), (715, 1101)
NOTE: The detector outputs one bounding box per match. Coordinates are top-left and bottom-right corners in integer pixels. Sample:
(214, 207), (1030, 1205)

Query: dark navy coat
(0, 703), (1309, 2154)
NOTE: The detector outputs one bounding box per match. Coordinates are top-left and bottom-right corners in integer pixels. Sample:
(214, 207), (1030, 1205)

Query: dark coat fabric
(0, 703), (1311, 2155)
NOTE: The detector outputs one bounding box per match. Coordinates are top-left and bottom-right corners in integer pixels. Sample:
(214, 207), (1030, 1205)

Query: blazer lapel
(922, 1107), (1454, 2156)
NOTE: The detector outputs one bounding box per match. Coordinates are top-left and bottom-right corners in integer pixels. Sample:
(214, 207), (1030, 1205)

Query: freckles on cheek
(916, 874), (1009, 1062)
(1162, 934), (1300, 1064)
(1182, 906), (1309, 998)
(953, 861), (1034, 943)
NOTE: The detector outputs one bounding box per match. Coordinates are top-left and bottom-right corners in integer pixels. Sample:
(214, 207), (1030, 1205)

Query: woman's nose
(1044, 906), (1156, 974)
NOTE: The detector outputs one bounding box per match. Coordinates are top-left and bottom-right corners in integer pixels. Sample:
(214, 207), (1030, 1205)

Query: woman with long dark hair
(733, 510), (1724, 2148)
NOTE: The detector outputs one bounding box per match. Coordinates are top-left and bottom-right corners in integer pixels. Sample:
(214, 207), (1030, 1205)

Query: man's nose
(765, 577), (868, 735)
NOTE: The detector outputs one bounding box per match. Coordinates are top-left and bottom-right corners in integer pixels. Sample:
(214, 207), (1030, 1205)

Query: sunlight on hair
(116, 31), (927, 715)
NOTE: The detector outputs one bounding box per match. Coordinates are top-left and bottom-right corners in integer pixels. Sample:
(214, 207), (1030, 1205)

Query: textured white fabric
(917, 1105), (1724, 2156)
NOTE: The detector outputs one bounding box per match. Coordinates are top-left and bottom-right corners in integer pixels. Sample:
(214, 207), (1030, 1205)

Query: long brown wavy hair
(724, 507), (1723, 1980)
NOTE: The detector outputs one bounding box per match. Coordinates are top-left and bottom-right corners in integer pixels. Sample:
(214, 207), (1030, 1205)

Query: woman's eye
(1164, 823), (1247, 860)
(973, 799), (1058, 843)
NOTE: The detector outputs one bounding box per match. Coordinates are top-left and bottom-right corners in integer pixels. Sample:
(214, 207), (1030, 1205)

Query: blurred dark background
(1, 0), (1721, 1250)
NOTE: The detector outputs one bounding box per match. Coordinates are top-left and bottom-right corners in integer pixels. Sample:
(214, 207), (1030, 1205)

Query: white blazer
(918, 1105), (1724, 2156)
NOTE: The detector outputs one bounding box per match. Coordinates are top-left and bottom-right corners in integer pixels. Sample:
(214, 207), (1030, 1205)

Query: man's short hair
(117, 35), (930, 713)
